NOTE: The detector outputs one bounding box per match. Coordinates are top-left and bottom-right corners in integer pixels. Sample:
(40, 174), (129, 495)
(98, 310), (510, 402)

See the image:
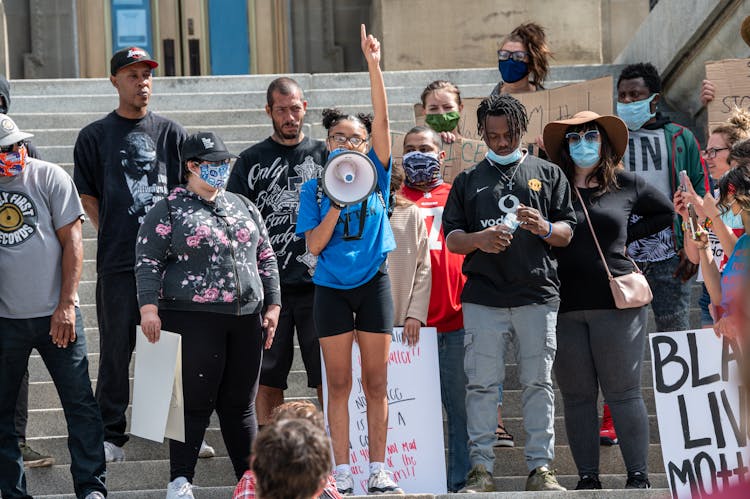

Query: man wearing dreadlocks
(443, 94), (575, 492)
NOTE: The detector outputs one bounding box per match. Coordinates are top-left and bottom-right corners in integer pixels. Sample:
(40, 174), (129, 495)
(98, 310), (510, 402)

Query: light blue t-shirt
(296, 148), (396, 289)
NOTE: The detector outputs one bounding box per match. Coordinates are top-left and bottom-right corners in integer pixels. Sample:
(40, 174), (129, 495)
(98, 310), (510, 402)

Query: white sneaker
(333, 469), (354, 496)
(198, 439), (215, 458)
(103, 441), (125, 463)
(84, 492), (105, 499)
(367, 469), (404, 495)
(167, 476), (195, 499)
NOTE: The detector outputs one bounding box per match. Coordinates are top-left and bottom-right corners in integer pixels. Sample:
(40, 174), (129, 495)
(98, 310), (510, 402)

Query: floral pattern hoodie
(135, 187), (281, 315)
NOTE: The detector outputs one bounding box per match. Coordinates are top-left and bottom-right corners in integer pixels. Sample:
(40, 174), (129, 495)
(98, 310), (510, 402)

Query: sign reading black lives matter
(650, 329), (748, 498)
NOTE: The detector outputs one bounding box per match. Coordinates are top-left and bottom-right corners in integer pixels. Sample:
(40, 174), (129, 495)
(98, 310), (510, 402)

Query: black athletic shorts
(313, 271), (394, 337)
(259, 286), (322, 389)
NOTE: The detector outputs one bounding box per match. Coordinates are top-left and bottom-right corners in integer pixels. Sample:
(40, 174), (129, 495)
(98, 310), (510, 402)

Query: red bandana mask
(0, 146), (27, 176)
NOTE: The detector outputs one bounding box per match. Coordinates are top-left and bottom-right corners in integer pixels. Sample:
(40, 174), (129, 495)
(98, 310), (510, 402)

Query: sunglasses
(497, 50), (528, 62)
(565, 130), (600, 145)
(328, 134), (367, 147)
(0, 142), (22, 153)
(702, 147), (729, 159)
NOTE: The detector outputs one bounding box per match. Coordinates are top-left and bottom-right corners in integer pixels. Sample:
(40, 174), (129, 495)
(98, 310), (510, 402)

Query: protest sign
(414, 76), (613, 150)
(321, 327), (446, 495)
(706, 58), (750, 132)
(650, 329), (747, 498)
(131, 328), (185, 443)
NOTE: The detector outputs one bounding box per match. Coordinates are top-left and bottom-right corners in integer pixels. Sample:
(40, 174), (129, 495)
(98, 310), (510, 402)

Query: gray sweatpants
(553, 307), (649, 477)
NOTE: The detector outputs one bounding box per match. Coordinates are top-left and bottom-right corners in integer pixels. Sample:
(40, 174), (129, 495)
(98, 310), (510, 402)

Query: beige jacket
(387, 202), (431, 326)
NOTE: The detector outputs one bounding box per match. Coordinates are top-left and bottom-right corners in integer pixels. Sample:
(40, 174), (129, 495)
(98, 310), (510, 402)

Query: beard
(273, 119), (301, 140)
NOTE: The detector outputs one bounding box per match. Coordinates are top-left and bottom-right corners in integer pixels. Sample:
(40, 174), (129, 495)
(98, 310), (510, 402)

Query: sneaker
(167, 476), (195, 498)
(367, 469), (404, 494)
(84, 492), (105, 499)
(198, 439), (215, 458)
(333, 469), (354, 496)
(599, 403), (618, 445)
(626, 471), (651, 489)
(526, 466), (566, 491)
(103, 441), (125, 463)
(493, 425), (515, 448)
(458, 464), (495, 493)
(575, 474), (602, 490)
(19, 442), (55, 468)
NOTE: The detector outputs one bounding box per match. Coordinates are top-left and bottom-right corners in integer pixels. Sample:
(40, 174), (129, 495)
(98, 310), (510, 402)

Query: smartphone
(686, 203), (701, 240)
(679, 170), (690, 192)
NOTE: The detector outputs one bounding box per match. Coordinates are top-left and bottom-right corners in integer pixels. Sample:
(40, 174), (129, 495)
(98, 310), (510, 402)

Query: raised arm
(361, 24), (390, 167)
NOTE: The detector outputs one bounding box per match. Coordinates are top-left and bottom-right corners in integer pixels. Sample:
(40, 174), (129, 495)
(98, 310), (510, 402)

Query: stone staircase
(7, 64), (676, 498)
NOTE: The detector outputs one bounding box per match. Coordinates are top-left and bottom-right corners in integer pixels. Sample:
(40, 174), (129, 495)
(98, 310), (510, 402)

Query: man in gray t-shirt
(0, 114), (107, 499)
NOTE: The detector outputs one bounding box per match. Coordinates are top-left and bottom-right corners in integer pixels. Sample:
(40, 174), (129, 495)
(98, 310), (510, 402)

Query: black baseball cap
(182, 132), (238, 162)
(110, 47), (158, 76)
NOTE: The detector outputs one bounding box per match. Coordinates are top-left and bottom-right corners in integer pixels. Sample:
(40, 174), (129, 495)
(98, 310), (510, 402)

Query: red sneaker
(599, 403), (618, 445)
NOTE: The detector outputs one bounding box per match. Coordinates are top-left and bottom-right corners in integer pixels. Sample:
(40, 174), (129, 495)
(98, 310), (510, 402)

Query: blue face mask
(720, 203), (743, 229)
(402, 151), (443, 189)
(499, 59), (529, 84)
(197, 161), (230, 189)
(487, 147), (522, 166)
(569, 140), (601, 169)
(616, 94), (658, 131)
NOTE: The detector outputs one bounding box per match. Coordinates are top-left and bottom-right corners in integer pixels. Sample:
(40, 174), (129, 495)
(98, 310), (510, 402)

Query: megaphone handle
(342, 198), (369, 241)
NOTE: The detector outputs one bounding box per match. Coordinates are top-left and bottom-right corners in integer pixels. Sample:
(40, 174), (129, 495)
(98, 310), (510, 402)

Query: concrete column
(23, 0), (79, 78)
(0, 1), (9, 78)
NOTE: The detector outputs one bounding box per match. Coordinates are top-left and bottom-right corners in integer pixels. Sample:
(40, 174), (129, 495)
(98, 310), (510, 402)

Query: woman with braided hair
(443, 93), (576, 492)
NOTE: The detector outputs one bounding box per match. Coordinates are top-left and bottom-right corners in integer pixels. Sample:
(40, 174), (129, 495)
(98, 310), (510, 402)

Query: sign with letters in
(321, 327), (447, 495)
(706, 58), (750, 133)
(650, 329), (747, 498)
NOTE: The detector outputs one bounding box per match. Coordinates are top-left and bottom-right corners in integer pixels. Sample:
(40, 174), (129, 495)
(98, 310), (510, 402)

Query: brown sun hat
(543, 111), (628, 165)
(742, 16), (750, 48)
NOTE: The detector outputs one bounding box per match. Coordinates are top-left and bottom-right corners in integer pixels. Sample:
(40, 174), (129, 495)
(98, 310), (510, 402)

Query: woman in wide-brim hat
(543, 111), (674, 490)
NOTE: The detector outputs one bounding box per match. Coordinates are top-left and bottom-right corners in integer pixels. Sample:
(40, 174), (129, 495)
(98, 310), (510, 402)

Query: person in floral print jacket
(135, 132), (281, 499)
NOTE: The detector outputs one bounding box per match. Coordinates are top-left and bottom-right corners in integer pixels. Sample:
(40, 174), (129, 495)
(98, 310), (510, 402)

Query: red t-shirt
(402, 183), (466, 332)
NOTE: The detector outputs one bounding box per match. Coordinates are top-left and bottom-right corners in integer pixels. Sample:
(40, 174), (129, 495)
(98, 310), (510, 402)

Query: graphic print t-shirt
(623, 127), (676, 262)
(227, 136), (327, 288)
(74, 111), (186, 276)
(0, 159), (84, 318)
(720, 234), (749, 317)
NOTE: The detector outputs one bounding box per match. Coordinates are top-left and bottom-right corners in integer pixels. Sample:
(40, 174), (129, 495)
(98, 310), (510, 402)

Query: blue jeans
(463, 301), (557, 472)
(0, 308), (106, 499)
(638, 255), (693, 332)
(437, 329), (471, 491)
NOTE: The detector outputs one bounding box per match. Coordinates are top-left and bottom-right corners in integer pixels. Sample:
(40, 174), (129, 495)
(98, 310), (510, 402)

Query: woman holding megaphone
(296, 25), (401, 496)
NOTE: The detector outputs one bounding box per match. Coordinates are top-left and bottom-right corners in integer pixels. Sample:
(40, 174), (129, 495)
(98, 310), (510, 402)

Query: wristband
(540, 220), (553, 239)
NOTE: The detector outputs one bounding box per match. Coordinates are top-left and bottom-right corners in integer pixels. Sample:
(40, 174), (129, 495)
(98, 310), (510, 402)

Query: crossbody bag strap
(573, 186), (615, 281)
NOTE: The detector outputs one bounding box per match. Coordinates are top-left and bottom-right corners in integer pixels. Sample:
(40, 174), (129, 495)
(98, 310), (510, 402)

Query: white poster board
(650, 329), (747, 498)
(321, 327), (447, 494)
(131, 328), (185, 443)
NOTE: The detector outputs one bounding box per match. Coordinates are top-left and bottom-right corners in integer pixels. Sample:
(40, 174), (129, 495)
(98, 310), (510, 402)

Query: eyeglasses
(497, 50), (528, 62)
(328, 134), (367, 147)
(0, 142), (22, 153)
(702, 147), (729, 159)
(565, 130), (600, 145)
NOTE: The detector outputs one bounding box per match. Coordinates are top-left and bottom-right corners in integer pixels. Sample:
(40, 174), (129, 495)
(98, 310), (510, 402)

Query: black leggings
(160, 309), (264, 482)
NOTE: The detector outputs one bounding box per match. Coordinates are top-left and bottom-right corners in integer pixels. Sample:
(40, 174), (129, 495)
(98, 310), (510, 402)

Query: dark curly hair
(476, 93), (528, 142)
(617, 62), (662, 94)
(321, 108), (373, 134)
(557, 123), (621, 199)
(730, 138), (750, 165)
(718, 164), (750, 213)
(501, 22), (552, 88)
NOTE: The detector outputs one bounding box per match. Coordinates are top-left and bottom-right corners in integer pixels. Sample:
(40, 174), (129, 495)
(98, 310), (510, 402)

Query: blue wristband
(540, 221), (553, 239)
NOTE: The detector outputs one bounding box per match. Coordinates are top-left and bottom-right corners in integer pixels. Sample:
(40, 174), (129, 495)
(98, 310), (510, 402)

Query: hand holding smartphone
(679, 170), (690, 192)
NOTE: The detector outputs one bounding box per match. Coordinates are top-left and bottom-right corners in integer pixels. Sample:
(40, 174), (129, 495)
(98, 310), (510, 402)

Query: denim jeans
(437, 329), (471, 491)
(638, 255), (693, 332)
(463, 301), (557, 472)
(0, 308), (106, 499)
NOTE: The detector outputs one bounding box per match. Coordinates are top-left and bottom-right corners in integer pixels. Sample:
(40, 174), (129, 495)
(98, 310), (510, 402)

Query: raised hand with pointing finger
(360, 24), (381, 67)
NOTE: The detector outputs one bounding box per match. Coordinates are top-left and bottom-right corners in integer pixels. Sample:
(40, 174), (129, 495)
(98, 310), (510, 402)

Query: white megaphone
(321, 150), (378, 206)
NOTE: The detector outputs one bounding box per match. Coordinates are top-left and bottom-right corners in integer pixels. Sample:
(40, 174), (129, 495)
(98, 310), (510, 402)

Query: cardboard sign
(414, 76), (614, 150)
(391, 131), (487, 184)
(650, 329), (748, 498)
(706, 58), (750, 132)
(321, 327), (447, 495)
(131, 328), (185, 443)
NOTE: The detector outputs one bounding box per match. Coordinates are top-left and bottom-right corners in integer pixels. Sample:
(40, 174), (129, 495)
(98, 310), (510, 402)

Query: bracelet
(704, 217), (713, 229)
(540, 221), (553, 239)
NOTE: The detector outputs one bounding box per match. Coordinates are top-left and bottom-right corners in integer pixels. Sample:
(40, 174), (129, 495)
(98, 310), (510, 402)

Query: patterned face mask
(0, 145), (27, 177)
(402, 151), (443, 189)
(196, 160), (230, 189)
